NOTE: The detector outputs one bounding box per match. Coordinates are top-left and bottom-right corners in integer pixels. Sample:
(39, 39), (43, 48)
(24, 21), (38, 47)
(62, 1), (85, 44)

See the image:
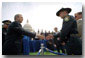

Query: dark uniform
(54, 15), (82, 55)
(2, 20), (11, 45)
(2, 28), (7, 45)
(2, 21), (36, 55)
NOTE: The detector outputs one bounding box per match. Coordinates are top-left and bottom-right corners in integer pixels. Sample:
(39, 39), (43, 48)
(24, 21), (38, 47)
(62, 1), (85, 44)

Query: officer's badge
(64, 16), (69, 22)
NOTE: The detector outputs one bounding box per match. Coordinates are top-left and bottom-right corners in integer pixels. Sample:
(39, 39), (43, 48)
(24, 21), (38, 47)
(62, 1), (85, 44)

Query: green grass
(29, 50), (63, 55)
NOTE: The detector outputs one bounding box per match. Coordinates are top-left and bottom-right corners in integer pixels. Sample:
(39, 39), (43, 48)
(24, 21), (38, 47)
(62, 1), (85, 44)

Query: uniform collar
(63, 15), (70, 22)
(63, 15), (69, 19)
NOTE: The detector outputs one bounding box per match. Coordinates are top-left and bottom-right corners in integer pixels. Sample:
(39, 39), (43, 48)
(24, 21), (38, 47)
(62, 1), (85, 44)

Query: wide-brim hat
(56, 8), (72, 16)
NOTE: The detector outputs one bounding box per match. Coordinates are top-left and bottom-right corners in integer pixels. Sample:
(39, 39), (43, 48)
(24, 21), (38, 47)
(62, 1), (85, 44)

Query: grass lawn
(29, 50), (63, 55)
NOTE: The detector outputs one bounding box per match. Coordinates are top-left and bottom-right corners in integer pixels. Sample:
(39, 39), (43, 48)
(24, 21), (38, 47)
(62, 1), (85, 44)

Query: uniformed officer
(2, 14), (45, 55)
(2, 20), (11, 45)
(46, 8), (82, 55)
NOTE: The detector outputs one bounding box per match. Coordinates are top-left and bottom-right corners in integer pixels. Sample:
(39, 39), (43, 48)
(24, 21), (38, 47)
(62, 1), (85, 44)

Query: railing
(37, 40), (67, 55)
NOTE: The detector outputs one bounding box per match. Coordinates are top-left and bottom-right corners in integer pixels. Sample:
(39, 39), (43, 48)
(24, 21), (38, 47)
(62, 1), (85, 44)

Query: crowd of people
(2, 7), (82, 55)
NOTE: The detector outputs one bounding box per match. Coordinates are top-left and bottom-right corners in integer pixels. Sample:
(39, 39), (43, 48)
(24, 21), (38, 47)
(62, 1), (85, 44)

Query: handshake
(36, 34), (66, 46)
(36, 34), (54, 40)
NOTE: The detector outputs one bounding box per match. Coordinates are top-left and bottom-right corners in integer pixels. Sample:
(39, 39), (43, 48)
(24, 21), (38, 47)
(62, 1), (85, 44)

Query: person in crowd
(53, 27), (66, 53)
(75, 12), (82, 39)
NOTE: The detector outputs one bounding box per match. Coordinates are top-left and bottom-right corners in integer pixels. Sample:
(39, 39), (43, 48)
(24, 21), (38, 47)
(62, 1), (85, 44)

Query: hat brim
(2, 20), (11, 23)
(56, 8), (71, 16)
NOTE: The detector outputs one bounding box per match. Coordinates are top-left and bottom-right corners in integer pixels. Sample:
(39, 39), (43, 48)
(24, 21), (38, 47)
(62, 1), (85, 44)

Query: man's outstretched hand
(36, 34), (45, 40)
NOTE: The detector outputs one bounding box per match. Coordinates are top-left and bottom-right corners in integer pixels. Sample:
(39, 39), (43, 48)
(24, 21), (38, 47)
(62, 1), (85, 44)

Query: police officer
(46, 8), (82, 55)
(2, 14), (45, 55)
(2, 20), (11, 45)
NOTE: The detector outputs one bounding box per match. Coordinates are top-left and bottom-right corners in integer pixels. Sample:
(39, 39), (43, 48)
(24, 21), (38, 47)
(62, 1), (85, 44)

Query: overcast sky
(2, 2), (82, 32)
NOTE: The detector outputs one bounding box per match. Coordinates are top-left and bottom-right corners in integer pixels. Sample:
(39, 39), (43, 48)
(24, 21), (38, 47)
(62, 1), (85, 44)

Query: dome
(23, 19), (34, 32)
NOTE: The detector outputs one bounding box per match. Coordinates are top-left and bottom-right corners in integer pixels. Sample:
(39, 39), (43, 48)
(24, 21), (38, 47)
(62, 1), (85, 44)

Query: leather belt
(70, 34), (78, 37)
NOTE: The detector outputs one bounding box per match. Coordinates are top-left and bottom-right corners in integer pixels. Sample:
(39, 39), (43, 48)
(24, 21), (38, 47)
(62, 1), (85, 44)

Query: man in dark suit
(2, 14), (45, 55)
(46, 8), (82, 55)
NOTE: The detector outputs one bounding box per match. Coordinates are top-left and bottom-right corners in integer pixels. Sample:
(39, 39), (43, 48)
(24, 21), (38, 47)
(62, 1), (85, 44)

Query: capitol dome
(23, 19), (35, 32)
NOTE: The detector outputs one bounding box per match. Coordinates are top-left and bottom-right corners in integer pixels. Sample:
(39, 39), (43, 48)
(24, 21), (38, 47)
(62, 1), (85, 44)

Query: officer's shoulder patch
(64, 16), (70, 22)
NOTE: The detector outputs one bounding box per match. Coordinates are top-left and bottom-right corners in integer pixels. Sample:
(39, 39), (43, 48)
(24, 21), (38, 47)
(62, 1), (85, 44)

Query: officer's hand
(46, 34), (54, 40)
(36, 34), (45, 40)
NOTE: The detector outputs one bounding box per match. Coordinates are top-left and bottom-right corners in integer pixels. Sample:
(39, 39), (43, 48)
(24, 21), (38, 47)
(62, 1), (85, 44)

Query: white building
(23, 19), (35, 33)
